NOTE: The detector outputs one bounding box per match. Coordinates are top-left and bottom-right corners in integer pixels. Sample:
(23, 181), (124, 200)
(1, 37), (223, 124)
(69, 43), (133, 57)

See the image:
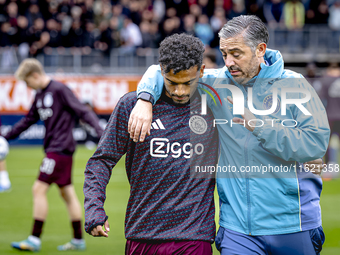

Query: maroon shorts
(38, 152), (73, 187)
(125, 239), (212, 255)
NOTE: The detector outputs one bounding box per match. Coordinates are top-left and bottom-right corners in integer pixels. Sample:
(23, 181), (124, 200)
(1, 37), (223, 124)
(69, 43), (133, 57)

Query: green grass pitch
(0, 146), (339, 254)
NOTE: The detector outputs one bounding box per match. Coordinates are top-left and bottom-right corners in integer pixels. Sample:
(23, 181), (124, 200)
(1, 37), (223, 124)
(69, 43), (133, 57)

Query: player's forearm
(83, 159), (111, 233)
(4, 115), (38, 141)
(83, 122), (128, 232)
(84, 194), (108, 233)
(84, 154), (114, 190)
(80, 111), (104, 137)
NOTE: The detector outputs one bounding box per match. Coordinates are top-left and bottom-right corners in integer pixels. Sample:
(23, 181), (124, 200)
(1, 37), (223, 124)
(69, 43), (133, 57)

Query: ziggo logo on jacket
(150, 138), (204, 158)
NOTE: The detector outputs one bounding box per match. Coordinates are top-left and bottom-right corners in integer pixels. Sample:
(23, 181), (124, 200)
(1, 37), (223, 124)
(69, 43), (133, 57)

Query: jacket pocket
(309, 226), (325, 254)
(215, 227), (225, 252)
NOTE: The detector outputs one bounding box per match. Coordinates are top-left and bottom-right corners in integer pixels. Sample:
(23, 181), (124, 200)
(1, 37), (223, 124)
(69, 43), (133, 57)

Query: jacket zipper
(234, 78), (255, 235)
(242, 82), (252, 235)
(244, 131), (251, 235)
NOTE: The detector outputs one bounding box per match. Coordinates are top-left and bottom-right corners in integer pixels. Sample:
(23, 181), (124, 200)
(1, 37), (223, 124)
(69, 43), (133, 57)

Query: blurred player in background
(79, 101), (101, 150)
(321, 63), (340, 178)
(1, 58), (103, 252)
(203, 50), (218, 69)
(0, 116), (11, 192)
(305, 63), (324, 105)
(0, 158), (10, 192)
(84, 33), (218, 255)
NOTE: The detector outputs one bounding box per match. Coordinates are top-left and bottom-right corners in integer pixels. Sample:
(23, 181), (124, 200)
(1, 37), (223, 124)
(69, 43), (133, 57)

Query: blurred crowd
(306, 62), (340, 175)
(1, 0), (340, 60)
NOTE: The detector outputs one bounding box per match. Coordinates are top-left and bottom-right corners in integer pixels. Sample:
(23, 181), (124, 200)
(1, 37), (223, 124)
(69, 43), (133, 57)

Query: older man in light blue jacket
(128, 15), (330, 255)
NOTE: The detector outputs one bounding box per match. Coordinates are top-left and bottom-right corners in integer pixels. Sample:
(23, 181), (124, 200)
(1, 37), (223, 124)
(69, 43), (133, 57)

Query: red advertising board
(0, 75), (141, 115)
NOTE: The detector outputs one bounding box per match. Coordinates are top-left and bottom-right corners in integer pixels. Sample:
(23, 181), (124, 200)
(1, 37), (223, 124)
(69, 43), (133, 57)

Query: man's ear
(199, 64), (205, 78)
(256, 43), (267, 58)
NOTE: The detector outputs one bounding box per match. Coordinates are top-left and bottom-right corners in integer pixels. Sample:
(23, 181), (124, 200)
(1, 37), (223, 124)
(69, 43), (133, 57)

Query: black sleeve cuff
(87, 215), (109, 234)
(137, 92), (154, 105)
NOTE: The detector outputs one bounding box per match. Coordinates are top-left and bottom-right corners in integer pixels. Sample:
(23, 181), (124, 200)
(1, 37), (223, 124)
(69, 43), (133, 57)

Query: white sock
(28, 235), (41, 246)
(72, 238), (84, 244)
(0, 170), (10, 188)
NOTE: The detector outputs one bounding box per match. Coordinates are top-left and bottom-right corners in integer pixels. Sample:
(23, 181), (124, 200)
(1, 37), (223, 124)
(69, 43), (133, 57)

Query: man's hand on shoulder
(90, 220), (110, 237)
(128, 99), (153, 142)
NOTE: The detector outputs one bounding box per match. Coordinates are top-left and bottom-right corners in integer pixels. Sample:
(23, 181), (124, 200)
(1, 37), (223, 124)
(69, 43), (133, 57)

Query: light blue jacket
(137, 49), (330, 235)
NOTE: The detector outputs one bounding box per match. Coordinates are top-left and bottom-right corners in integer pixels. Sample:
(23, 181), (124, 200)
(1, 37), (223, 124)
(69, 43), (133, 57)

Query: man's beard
(231, 56), (259, 85)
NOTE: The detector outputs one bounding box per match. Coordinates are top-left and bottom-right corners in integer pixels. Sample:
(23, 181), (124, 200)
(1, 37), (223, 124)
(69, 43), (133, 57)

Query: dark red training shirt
(5, 80), (103, 154)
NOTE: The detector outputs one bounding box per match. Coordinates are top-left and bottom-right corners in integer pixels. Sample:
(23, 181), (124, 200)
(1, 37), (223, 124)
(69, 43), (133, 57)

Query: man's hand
(90, 220), (110, 237)
(304, 158), (324, 175)
(227, 97), (257, 132)
(128, 99), (152, 142)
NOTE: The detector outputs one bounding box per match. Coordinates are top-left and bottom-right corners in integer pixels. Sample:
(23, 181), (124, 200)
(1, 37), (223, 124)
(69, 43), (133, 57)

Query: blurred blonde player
(3, 59), (103, 252)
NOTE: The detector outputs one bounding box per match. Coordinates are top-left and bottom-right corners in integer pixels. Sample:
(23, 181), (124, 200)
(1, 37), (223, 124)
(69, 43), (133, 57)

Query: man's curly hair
(159, 33), (205, 74)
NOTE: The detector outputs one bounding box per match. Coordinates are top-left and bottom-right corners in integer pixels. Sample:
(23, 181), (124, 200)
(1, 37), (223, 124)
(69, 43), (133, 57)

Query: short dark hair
(218, 15), (269, 52)
(158, 33), (205, 74)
